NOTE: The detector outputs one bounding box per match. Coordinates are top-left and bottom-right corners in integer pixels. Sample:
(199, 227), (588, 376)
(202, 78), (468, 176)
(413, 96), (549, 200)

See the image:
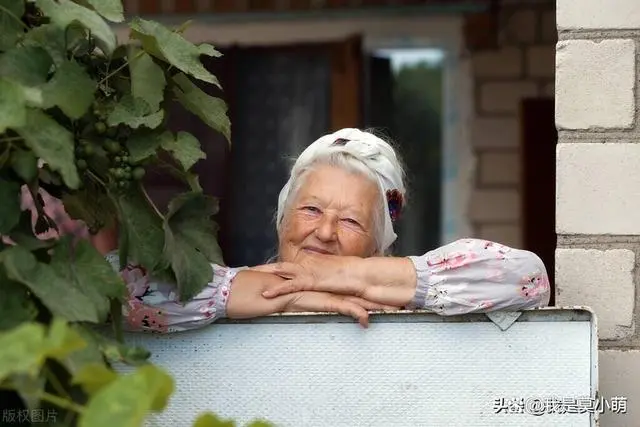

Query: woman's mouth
(302, 246), (332, 255)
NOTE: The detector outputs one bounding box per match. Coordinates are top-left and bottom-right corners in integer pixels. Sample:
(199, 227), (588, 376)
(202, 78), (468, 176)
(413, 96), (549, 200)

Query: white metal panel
(120, 308), (598, 427)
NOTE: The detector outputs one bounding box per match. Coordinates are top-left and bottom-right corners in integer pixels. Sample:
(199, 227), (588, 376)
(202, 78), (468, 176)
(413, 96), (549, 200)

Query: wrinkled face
(278, 165), (379, 263)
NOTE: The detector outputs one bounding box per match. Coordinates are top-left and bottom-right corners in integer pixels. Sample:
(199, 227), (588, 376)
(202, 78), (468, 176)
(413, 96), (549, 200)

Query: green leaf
(72, 363), (118, 395)
(0, 275), (38, 331)
(36, 0), (116, 55)
(193, 413), (235, 427)
(0, 45), (53, 87)
(11, 148), (38, 182)
(129, 47), (166, 112)
(22, 24), (81, 67)
(0, 0), (25, 51)
(107, 94), (164, 129)
(60, 325), (105, 375)
(15, 109), (80, 189)
(197, 43), (223, 58)
(163, 192), (224, 301)
(103, 343), (151, 366)
(62, 182), (118, 230)
(115, 186), (165, 272)
(172, 73), (231, 142)
(161, 131), (206, 171)
(0, 323), (47, 381)
(129, 18), (220, 86)
(42, 59), (96, 119)
(76, 0), (124, 23)
(45, 318), (87, 362)
(1, 246), (100, 322)
(126, 130), (171, 163)
(0, 78), (26, 132)
(246, 421), (275, 427)
(79, 364), (174, 427)
(0, 177), (21, 234)
(49, 238), (128, 322)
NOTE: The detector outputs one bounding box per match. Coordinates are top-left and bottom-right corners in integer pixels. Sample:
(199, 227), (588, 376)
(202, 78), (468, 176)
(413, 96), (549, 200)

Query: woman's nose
(315, 215), (338, 242)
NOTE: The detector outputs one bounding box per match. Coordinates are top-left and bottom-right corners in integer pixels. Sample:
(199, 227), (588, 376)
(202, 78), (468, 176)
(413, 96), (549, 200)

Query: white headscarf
(276, 128), (406, 252)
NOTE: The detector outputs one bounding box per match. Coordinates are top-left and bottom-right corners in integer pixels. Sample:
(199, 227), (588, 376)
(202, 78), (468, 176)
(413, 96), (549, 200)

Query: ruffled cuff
(405, 255), (432, 310)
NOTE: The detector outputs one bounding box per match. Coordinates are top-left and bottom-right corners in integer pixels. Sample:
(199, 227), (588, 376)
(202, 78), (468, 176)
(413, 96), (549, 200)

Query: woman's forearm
(352, 256), (417, 307)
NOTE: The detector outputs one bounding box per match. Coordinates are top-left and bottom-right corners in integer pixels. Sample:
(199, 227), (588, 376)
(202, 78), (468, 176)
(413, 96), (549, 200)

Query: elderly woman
(101, 128), (550, 332)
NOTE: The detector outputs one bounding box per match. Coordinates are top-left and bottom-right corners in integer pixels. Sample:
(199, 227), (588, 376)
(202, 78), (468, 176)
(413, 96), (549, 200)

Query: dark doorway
(520, 98), (557, 305)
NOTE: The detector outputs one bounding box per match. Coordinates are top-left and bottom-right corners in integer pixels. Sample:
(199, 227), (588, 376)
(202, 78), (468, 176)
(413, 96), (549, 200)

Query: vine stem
(0, 136), (24, 143)
(0, 4), (30, 31)
(97, 50), (144, 86)
(0, 385), (84, 414)
(140, 184), (164, 219)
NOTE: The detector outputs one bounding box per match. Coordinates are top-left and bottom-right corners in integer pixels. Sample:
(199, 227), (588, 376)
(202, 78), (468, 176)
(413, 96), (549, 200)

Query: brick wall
(468, 1), (556, 248)
(555, 0), (640, 425)
(123, 0), (485, 15)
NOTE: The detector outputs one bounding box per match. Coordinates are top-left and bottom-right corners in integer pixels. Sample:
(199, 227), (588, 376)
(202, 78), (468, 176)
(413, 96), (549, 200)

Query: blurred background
(116, 0), (556, 301)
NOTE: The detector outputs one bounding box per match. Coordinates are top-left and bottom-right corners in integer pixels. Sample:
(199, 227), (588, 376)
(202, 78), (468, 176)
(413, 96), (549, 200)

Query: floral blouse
(106, 238), (550, 333)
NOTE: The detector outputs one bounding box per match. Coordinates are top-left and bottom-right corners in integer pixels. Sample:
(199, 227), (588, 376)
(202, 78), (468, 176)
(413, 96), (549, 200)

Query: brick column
(555, 0), (640, 425)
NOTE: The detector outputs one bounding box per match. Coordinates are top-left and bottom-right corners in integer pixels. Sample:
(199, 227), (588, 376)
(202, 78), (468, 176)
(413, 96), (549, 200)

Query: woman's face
(278, 164), (379, 263)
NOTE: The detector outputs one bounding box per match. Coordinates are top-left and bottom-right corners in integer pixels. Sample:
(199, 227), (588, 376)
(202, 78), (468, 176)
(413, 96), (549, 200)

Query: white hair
(275, 128), (407, 256)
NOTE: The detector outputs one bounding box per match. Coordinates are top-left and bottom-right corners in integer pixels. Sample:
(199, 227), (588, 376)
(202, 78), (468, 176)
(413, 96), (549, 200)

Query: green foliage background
(0, 1), (270, 425)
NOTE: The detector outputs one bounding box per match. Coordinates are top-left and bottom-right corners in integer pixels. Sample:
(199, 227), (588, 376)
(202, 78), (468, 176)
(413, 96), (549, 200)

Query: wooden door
(520, 98), (557, 305)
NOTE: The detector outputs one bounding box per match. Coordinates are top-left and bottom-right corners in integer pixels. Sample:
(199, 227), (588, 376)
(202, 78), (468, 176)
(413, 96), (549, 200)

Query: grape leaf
(79, 364), (174, 427)
(11, 148), (38, 182)
(129, 47), (166, 112)
(0, 320), (85, 382)
(62, 184), (118, 230)
(15, 109), (80, 189)
(0, 78), (26, 132)
(0, 274), (38, 331)
(172, 73), (230, 142)
(72, 363), (118, 395)
(115, 186), (165, 272)
(0, 0), (25, 51)
(59, 324), (105, 375)
(0, 177), (21, 234)
(36, 0), (116, 55)
(129, 18), (220, 86)
(1, 246), (101, 323)
(22, 24), (76, 67)
(0, 323), (47, 381)
(163, 192), (224, 301)
(197, 43), (223, 58)
(126, 131), (172, 164)
(0, 45), (53, 87)
(42, 59), (96, 119)
(75, 0), (124, 23)
(107, 94), (164, 130)
(161, 131), (206, 171)
(49, 238), (128, 321)
(193, 413), (235, 427)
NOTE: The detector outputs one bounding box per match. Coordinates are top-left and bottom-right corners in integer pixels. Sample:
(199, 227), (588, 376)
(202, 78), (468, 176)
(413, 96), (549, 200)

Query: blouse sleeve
(105, 252), (246, 333)
(405, 239), (550, 315)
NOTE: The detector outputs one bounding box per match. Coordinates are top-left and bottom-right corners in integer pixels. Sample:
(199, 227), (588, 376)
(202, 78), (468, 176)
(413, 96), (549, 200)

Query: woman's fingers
(284, 292), (370, 328)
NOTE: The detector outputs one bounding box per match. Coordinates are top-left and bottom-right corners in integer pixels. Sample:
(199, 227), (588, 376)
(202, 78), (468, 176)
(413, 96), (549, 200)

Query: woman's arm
(259, 238), (551, 314)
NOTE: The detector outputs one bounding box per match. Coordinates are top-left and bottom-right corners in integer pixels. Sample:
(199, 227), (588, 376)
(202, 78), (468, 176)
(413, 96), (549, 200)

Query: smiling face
(278, 164), (381, 263)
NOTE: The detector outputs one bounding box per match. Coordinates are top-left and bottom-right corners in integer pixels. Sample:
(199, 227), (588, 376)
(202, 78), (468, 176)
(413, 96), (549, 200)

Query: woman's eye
(302, 206), (321, 213)
(342, 218), (360, 226)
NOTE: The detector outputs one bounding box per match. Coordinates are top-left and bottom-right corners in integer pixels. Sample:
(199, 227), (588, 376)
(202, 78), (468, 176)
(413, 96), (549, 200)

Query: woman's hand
(226, 270), (395, 327)
(250, 254), (416, 308)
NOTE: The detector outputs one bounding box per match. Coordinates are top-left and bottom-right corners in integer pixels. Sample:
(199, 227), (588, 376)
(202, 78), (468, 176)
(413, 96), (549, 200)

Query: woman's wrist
(357, 256), (417, 306)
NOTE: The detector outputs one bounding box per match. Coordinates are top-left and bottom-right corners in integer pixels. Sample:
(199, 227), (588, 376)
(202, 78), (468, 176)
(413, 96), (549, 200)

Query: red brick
(289, 0), (311, 10)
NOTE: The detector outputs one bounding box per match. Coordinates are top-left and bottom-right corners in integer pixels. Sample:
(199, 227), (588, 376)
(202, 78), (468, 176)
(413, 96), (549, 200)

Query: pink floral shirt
(107, 238), (550, 333)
